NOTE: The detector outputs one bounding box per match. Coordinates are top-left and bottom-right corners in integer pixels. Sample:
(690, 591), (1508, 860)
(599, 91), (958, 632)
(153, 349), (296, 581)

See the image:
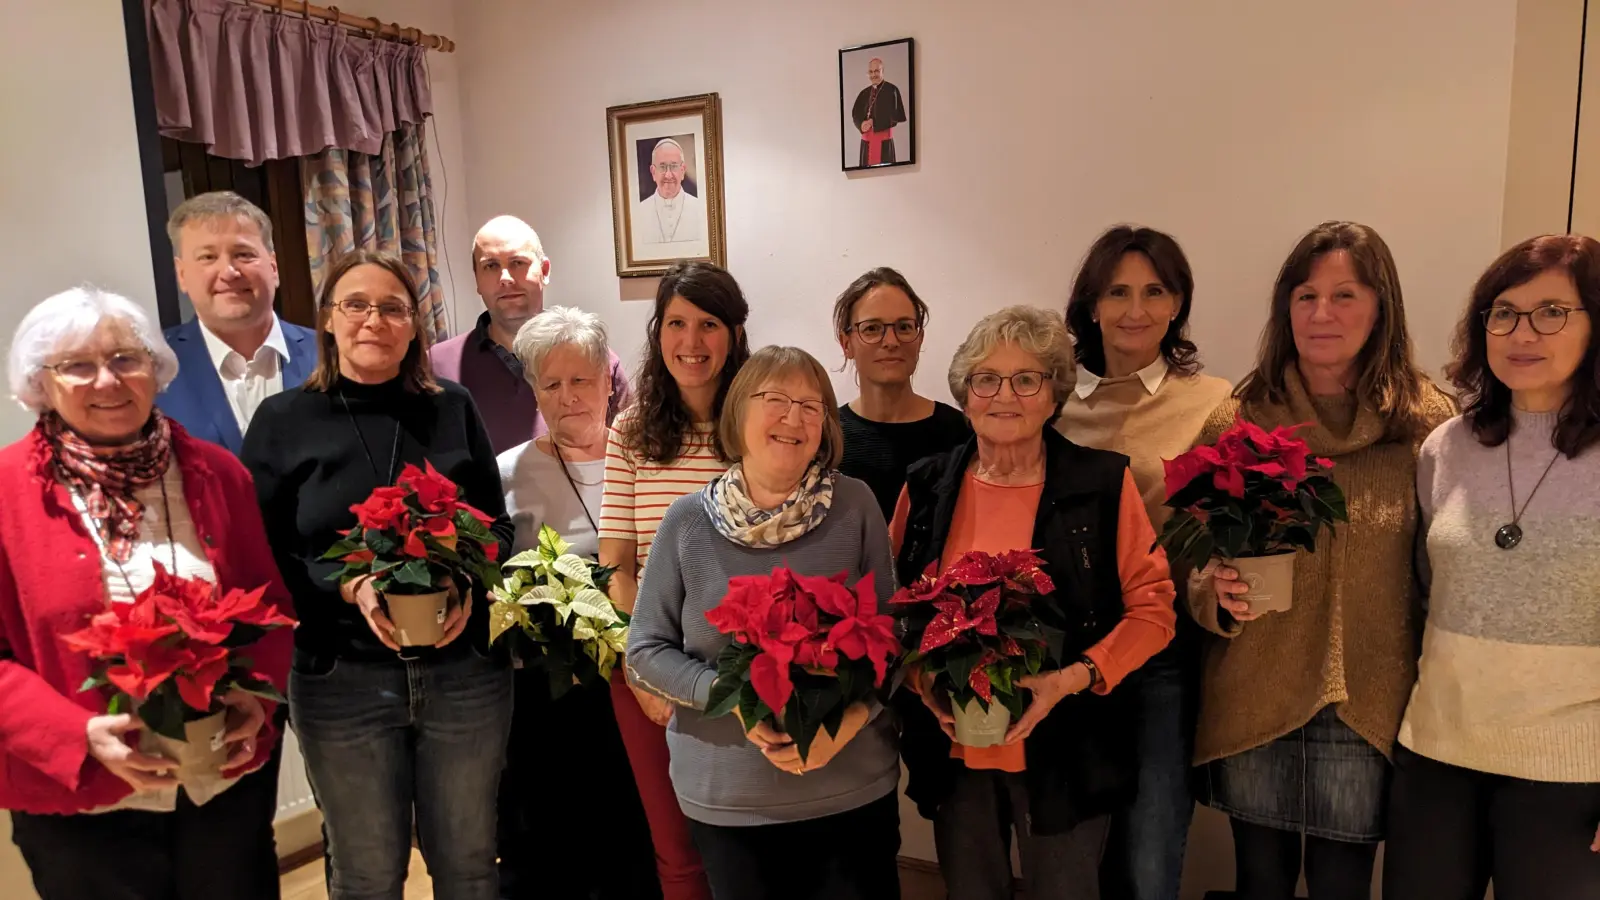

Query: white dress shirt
(197, 317), (289, 432)
(1073, 356), (1170, 400)
(635, 189), (706, 244)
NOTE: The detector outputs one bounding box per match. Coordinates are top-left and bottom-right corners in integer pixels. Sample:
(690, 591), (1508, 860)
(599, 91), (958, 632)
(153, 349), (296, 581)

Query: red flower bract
(350, 485), (410, 531)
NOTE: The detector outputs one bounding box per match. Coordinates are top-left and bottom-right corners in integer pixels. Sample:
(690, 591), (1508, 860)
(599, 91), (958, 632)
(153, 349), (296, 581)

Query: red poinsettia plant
(62, 563), (294, 742)
(322, 461), (503, 595)
(1160, 419), (1348, 571)
(703, 567), (901, 762)
(889, 549), (1063, 720)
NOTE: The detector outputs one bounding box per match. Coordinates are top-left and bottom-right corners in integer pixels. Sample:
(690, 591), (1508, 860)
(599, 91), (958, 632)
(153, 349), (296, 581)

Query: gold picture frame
(606, 93), (727, 277)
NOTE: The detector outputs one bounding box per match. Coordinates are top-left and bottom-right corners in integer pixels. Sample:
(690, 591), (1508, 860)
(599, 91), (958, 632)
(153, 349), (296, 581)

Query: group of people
(0, 188), (1594, 900)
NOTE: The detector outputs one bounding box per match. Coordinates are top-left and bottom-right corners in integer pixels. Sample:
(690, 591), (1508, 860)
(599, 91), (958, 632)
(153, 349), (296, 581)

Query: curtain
(303, 122), (448, 342)
(145, 0), (433, 166)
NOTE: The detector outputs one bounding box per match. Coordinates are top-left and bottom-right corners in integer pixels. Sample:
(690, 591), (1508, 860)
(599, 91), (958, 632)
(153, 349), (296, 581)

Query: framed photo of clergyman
(607, 93), (727, 277)
(839, 38), (915, 171)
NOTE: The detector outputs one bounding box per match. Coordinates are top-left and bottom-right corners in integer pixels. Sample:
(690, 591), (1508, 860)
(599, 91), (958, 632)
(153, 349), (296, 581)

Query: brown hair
(1448, 234), (1600, 457)
(719, 346), (845, 469)
(304, 250), (440, 394)
(1235, 221), (1429, 438)
(619, 261), (752, 462)
(831, 267), (931, 341)
(1065, 225), (1201, 377)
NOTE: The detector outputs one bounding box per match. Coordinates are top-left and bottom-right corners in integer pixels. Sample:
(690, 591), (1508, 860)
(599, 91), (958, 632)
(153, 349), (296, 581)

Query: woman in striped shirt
(600, 261), (751, 900)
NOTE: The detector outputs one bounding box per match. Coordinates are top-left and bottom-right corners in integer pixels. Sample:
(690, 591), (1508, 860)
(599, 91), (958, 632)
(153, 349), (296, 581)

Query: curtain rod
(241, 0), (456, 52)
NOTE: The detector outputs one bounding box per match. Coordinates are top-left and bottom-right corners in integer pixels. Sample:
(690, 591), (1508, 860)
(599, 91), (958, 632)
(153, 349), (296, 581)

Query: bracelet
(1078, 656), (1101, 691)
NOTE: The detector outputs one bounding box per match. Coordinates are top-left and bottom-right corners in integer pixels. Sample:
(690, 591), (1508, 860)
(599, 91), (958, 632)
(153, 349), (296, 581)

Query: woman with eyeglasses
(890, 306), (1177, 900)
(833, 268), (970, 521)
(0, 287), (291, 899)
(1383, 235), (1600, 900)
(628, 346), (903, 900)
(242, 251), (515, 898)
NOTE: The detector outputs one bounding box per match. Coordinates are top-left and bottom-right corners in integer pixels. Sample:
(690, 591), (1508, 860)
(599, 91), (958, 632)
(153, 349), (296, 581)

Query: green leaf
(231, 673), (286, 703)
(319, 539), (362, 561)
(79, 674), (108, 693)
(364, 529), (399, 556)
(706, 677), (744, 719)
(944, 645), (983, 694)
(392, 559), (435, 588)
(538, 525), (572, 559)
(106, 693), (129, 716)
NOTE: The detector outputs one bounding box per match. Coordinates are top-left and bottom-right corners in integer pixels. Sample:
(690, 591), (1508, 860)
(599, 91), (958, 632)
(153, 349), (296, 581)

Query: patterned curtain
(302, 121), (448, 342)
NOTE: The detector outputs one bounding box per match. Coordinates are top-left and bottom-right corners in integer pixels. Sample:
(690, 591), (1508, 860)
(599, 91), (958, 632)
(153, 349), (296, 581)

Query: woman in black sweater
(242, 251), (514, 899)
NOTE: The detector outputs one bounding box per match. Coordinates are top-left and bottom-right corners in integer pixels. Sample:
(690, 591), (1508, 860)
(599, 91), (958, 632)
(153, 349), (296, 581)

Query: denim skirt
(1199, 704), (1389, 842)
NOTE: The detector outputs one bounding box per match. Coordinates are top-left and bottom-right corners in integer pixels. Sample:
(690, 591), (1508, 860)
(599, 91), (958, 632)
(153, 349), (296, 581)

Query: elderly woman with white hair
(495, 306), (659, 899)
(888, 305), (1177, 900)
(0, 287), (292, 900)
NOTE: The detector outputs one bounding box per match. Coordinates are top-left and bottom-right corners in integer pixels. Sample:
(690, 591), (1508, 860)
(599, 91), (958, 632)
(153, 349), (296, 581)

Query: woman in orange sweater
(891, 306), (1176, 900)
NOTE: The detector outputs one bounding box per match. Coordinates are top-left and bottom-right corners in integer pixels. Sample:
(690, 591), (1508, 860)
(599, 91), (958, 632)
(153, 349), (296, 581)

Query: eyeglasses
(333, 298), (414, 323)
(44, 349), (154, 386)
(654, 162), (685, 174)
(752, 391), (827, 422)
(966, 371), (1050, 398)
(1482, 305), (1588, 336)
(847, 319), (921, 345)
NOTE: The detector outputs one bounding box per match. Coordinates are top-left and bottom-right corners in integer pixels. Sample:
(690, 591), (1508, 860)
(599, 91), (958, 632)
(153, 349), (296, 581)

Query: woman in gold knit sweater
(1189, 222), (1455, 900)
(1056, 225), (1231, 900)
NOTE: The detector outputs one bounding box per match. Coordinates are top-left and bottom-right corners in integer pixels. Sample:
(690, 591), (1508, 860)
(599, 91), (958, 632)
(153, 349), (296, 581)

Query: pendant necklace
(1495, 435), (1561, 550)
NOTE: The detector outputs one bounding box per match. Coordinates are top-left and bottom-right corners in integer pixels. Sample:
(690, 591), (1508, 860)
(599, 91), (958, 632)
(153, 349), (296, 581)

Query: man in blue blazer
(157, 192), (318, 454)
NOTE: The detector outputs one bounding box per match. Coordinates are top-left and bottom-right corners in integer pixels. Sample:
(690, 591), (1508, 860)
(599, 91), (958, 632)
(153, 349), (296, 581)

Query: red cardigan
(0, 422), (293, 815)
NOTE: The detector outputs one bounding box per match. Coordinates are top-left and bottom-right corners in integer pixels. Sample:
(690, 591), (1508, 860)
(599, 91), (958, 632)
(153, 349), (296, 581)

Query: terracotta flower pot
(385, 589), (449, 646)
(951, 694), (1011, 748)
(149, 709), (229, 777)
(1225, 551), (1297, 615)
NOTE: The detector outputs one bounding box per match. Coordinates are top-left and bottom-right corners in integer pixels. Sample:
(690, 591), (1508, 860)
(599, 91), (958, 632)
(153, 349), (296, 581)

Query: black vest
(893, 428), (1139, 834)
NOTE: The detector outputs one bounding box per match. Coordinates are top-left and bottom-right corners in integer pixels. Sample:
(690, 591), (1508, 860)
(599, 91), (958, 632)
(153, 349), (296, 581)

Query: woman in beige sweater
(1056, 225), (1231, 900)
(1189, 222), (1455, 900)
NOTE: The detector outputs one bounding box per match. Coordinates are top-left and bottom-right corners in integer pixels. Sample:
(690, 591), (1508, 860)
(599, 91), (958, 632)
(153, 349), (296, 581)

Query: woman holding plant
(0, 287), (291, 899)
(1057, 225), (1232, 900)
(599, 261), (750, 900)
(243, 251), (515, 899)
(889, 305), (1177, 900)
(1384, 235), (1600, 898)
(627, 346), (903, 900)
(1186, 222), (1454, 900)
(495, 305), (660, 899)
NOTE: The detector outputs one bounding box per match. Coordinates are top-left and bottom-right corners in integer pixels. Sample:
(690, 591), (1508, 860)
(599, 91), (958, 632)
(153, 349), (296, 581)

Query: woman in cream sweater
(1189, 222), (1455, 900)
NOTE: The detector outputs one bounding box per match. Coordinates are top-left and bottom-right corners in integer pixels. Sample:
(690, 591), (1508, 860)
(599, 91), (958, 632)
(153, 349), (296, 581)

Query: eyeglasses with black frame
(331, 298), (415, 323)
(751, 390), (827, 422)
(965, 371), (1051, 398)
(846, 318), (921, 345)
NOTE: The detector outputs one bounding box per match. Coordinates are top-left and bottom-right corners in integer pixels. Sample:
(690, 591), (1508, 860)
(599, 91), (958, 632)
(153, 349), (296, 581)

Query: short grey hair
(7, 286), (180, 413)
(167, 190), (276, 255)
(511, 306), (610, 385)
(948, 305), (1076, 407)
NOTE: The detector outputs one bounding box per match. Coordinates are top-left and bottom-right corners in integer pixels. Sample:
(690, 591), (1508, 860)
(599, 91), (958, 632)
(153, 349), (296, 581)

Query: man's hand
(860, 120), (872, 134)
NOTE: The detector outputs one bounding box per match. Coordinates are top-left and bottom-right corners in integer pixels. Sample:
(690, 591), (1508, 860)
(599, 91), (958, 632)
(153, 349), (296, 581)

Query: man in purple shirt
(431, 215), (632, 453)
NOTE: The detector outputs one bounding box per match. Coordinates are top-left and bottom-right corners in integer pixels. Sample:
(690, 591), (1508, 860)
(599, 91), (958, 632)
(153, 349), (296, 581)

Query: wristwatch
(1078, 656), (1102, 691)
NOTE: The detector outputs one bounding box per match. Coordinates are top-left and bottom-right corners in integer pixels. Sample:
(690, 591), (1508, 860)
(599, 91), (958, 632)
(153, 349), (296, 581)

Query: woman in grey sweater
(627, 346), (902, 900)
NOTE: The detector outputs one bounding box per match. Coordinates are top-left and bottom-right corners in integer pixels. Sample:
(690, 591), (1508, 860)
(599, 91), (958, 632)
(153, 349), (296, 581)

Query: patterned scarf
(702, 461), (836, 549)
(41, 409), (173, 563)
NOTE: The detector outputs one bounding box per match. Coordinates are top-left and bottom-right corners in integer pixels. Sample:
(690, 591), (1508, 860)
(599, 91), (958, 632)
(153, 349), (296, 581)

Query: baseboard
(274, 807), (324, 874)
(896, 854), (1022, 891)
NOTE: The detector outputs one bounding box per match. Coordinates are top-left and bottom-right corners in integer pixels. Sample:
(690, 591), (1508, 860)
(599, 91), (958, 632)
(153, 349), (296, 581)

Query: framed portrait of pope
(839, 38), (915, 171)
(607, 93), (727, 277)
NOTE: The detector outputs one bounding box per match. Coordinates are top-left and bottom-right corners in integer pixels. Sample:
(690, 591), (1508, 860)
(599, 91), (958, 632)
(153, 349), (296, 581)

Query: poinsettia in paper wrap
(889, 549), (1063, 721)
(1159, 419), (1348, 572)
(488, 525), (628, 698)
(322, 461), (504, 596)
(702, 566), (901, 762)
(61, 563), (295, 799)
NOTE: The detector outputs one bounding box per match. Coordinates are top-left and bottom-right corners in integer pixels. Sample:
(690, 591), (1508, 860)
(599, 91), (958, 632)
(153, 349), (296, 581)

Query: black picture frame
(839, 37), (916, 172)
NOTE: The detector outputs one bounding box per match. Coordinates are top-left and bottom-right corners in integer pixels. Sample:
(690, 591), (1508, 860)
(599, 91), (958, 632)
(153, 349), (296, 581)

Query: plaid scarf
(41, 409), (174, 563)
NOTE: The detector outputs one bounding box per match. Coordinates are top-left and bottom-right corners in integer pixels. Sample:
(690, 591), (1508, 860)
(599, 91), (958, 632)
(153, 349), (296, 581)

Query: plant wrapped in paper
(1160, 418), (1348, 615)
(487, 525), (628, 698)
(62, 563), (294, 780)
(702, 567), (900, 763)
(889, 549), (1061, 749)
(322, 461), (502, 646)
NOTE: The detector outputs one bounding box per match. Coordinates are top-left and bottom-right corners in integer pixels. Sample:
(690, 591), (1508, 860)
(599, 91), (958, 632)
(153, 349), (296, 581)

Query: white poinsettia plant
(489, 525), (629, 698)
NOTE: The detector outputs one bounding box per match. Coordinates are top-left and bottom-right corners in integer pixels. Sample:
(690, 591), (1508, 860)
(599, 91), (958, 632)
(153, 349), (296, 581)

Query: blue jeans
(290, 648), (513, 900)
(1104, 656), (1194, 900)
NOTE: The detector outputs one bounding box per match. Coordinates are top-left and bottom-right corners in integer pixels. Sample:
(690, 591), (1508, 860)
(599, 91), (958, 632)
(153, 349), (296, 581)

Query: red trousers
(610, 673), (712, 900)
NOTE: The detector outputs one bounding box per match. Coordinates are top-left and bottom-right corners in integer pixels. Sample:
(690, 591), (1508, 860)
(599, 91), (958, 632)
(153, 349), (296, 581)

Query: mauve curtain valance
(145, 0), (433, 166)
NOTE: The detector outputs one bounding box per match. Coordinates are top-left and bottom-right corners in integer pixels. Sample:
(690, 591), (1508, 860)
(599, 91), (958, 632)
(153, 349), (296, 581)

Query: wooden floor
(280, 850), (947, 899)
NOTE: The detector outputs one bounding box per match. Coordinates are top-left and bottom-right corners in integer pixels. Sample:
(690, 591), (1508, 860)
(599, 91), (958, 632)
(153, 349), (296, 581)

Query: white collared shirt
(197, 317), (289, 431)
(1073, 356), (1169, 400)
